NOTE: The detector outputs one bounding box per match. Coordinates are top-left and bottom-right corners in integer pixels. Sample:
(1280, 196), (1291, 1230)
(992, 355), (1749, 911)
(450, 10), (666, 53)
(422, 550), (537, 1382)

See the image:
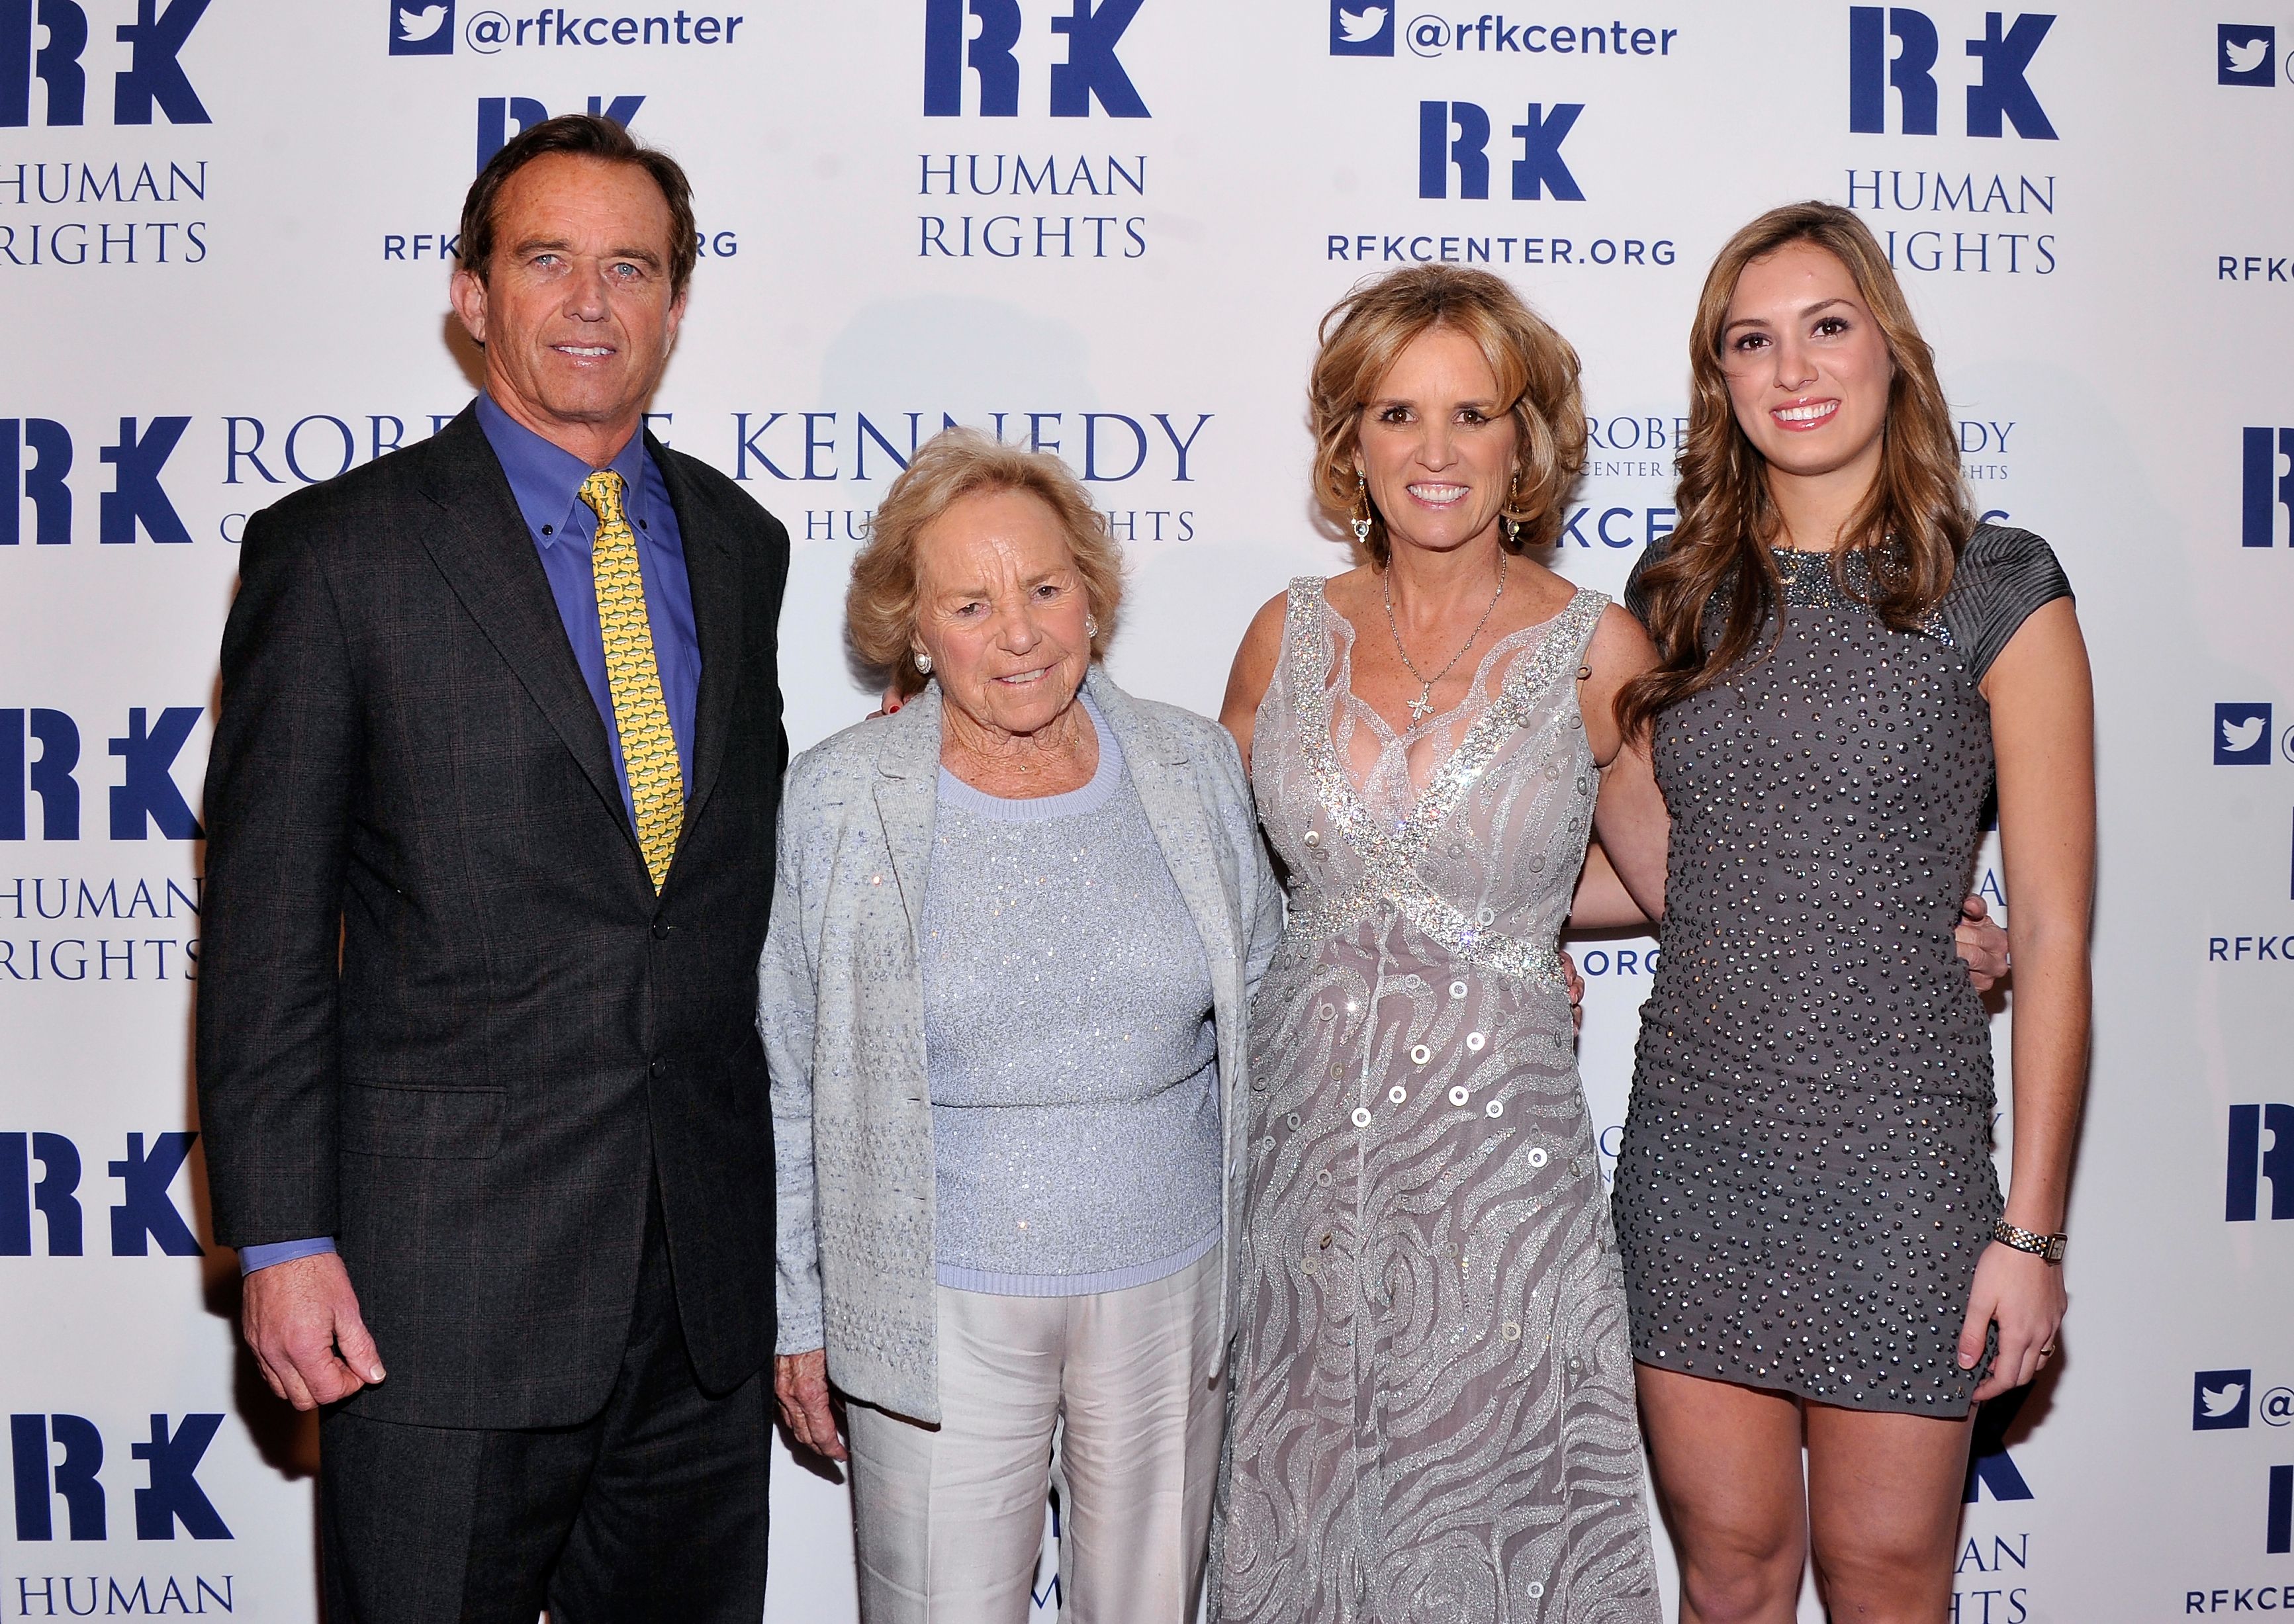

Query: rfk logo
(0, 0), (212, 128)
(9, 1413), (229, 1541)
(1, 707), (205, 842)
(2, 416), (193, 547)
(1, 1131), (203, 1256)
(923, 0), (1148, 117)
(2246, 428), (2294, 549)
(477, 93), (645, 171)
(1418, 101), (1584, 201)
(1848, 7), (2056, 138)
(2227, 1103), (2294, 1222)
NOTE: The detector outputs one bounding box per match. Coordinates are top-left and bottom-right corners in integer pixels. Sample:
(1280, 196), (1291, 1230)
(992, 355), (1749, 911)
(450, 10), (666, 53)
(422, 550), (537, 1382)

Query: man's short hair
(457, 114), (698, 296)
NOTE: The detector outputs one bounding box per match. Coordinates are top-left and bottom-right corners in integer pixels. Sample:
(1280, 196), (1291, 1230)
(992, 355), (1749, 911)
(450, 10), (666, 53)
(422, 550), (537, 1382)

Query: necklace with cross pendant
(1384, 555), (1509, 730)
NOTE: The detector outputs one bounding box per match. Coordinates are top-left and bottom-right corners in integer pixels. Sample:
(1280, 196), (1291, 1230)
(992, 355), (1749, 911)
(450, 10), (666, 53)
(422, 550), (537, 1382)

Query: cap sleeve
(1941, 525), (2072, 681)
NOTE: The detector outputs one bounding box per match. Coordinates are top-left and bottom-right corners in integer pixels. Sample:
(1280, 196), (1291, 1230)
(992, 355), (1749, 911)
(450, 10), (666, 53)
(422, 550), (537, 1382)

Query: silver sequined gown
(1212, 580), (1661, 1624)
(1613, 525), (2072, 1415)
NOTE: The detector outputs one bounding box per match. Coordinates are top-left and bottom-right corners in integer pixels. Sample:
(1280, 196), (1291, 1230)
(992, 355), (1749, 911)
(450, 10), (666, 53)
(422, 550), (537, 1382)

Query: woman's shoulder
(1941, 523), (2073, 678)
(1956, 522), (2069, 586)
(783, 707), (922, 804)
(1092, 677), (1260, 837)
(1947, 522), (2072, 615)
(1098, 676), (1242, 769)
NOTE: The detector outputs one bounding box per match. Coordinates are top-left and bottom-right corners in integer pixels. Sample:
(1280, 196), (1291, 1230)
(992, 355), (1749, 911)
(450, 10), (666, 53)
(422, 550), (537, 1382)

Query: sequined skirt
(1610, 1067), (2002, 1415)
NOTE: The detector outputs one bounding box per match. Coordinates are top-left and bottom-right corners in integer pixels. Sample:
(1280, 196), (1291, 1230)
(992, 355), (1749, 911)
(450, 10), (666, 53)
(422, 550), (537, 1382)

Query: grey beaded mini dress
(1611, 524), (2070, 1414)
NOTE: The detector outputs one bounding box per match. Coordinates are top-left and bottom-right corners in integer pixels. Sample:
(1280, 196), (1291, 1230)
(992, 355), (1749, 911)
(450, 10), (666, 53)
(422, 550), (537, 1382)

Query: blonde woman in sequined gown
(1212, 266), (1673, 1624)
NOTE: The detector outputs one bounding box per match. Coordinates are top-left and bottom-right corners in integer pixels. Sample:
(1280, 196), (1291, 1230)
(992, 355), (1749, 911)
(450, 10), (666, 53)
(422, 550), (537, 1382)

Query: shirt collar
(474, 392), (653, 551)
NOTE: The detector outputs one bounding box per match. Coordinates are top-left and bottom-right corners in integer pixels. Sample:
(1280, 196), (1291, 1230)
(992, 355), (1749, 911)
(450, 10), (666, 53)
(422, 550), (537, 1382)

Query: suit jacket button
(650, 920), (671, 938)
(649, 1058), (669, 1077)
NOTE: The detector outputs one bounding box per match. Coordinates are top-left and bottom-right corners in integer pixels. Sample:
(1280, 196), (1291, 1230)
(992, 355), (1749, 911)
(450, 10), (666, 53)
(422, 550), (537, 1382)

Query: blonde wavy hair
(1308, 263), (1586, 565)
(848, 427), (1125, 699)
(1616, 201), (1974, 740)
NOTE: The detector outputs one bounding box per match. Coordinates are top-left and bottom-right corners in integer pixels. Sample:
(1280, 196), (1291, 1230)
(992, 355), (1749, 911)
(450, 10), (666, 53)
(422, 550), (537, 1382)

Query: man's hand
(242, 1252), (385, 1412)
(1955, 893), (2009, 993)
(774, 1349), (847, 1462)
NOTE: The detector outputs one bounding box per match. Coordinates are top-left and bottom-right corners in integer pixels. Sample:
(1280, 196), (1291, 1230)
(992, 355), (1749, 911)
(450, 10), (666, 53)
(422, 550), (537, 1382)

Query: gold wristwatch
(1992, 1220), (2066, 1263)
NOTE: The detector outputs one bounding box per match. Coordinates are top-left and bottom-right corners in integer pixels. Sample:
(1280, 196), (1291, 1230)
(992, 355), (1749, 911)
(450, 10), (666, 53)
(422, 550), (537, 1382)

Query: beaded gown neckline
(1317, 580), (1593, 817)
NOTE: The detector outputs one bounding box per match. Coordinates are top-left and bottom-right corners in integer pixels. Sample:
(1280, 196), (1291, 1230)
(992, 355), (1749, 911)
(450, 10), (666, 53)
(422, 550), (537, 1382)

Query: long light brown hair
(1615, 203), (1972, 739)
(1307, 265), (1586, 565)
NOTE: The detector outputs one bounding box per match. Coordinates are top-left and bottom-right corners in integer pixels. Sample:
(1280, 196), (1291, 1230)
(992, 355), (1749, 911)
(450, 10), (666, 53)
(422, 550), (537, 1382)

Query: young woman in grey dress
(1214, 265), (1675, 1623)
(1606, 203), (2096, 1622)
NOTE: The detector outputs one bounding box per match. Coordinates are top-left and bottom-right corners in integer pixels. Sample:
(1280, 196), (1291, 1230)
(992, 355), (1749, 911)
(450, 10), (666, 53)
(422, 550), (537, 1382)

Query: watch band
(1992, 1220), (2067, 1263)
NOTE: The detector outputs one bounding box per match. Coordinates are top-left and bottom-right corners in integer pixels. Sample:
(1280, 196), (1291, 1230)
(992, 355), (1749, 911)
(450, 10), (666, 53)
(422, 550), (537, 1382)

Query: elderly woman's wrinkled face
(912, 488), (1094, 740)
(1355, 325), (1520, 560)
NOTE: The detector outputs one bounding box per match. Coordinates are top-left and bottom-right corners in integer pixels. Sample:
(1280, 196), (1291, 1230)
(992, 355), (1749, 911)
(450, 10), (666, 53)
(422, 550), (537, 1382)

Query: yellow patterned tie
(578, 470), (684, 891)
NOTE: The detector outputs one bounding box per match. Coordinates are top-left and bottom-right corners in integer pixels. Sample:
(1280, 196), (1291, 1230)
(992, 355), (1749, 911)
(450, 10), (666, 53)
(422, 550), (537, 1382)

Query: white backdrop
(3, 1), (2291, 1619)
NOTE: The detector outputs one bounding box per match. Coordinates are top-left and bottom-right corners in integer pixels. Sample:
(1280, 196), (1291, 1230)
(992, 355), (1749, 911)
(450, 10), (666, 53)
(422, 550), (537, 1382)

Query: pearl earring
(1085, 615), (1099, 639)
(913, 650), (933, 676)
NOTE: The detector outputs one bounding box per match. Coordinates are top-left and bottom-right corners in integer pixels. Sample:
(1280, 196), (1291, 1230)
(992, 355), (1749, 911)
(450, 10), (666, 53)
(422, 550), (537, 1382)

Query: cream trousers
(844, 1245), (1224, 1624)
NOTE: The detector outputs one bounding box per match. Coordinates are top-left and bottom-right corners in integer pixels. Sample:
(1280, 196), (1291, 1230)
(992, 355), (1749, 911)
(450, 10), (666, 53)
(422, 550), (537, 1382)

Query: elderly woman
(762, 427), (1282, 1624)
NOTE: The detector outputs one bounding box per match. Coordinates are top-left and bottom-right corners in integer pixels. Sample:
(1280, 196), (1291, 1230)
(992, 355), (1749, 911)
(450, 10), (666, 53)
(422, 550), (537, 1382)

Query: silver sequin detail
(1279, 585), (1604, 991)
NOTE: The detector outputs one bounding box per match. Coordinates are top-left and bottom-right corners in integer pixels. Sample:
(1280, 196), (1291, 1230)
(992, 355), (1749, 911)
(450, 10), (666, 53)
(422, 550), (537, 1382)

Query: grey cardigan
(760, 666), (1283, 1423)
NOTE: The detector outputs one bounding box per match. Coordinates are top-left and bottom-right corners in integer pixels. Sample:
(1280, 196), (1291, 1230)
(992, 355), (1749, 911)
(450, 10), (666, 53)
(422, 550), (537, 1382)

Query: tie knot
(578, 469), (627, 527)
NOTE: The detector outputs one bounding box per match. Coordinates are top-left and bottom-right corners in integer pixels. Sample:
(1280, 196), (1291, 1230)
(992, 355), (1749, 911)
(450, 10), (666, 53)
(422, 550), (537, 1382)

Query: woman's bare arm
(1956, 597), (2095, 1400)
(1579, 604), (1669, 923)
(1569, 840), (1648, 930)
(1220, 590), (1290, 773)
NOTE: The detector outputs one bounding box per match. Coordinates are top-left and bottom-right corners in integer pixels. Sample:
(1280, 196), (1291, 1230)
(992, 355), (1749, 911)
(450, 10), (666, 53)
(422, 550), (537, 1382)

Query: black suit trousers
(317, 1188), (770, 1624)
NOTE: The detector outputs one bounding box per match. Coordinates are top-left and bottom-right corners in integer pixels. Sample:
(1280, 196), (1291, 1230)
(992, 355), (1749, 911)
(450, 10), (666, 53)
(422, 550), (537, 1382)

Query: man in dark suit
(197, 114), (786, 1621)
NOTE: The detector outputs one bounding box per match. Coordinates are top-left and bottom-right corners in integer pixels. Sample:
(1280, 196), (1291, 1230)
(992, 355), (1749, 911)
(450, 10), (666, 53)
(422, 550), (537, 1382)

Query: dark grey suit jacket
(197, 404), (788, 1429)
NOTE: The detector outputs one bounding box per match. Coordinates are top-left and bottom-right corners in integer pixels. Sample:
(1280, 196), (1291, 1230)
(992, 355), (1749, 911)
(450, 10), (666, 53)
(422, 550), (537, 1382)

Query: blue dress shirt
(240, 397), (702, 1276)
(475, 391), (702, 817)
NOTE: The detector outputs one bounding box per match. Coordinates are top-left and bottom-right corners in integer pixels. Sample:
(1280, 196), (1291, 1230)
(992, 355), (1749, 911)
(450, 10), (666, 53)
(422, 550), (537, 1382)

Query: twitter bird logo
(1329, 0), (1394, 55)
(2220, 24), (2277, 85)
(2217, 703), (2274, 764)
(2196, 1369), (2254, 1429)
(390, 0), (457, 54)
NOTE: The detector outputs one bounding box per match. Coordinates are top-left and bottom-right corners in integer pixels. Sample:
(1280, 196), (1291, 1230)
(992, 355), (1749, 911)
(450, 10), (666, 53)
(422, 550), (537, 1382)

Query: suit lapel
(412, 410), (640, 864)
(654, 438), (745, 836)
(870, 685), (944, 948)
(1089, 670), (1242, 1011)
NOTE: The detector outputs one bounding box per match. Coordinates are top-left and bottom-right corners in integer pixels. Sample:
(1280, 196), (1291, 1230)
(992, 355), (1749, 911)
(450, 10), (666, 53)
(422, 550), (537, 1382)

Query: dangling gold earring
(1352, 473), (1373, 545)
(1502, 474), (1522, 547)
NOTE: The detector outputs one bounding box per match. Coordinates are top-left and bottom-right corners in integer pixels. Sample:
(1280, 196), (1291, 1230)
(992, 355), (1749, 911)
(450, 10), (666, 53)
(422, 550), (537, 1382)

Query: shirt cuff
(239, 1237), (338, 1275)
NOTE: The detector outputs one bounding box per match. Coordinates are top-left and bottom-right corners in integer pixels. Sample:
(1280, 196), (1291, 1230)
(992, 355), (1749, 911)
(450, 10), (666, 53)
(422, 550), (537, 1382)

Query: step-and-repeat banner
(3, 1), (2289, 1618)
